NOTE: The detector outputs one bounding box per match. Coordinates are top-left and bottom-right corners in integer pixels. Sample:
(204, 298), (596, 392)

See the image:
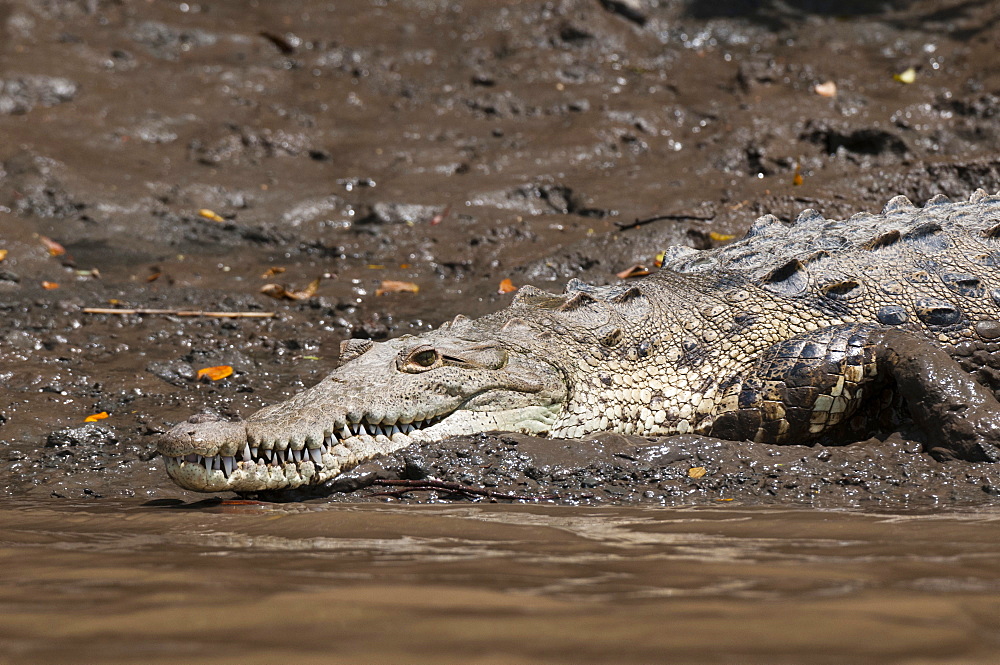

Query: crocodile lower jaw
(161, 417), (447, 492)
(160, 404), (563, 493)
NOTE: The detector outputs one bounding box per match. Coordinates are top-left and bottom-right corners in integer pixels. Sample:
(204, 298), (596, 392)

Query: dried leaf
(260, 276), (321, 300)
(709, 231), (736, 242)
(0, 249), (7, 262)
(376, 280), (420, 296)
(39, 236), (65, 256)
(41, 281), (60, 290)
(75, 268), (101, 278)
(894, 67), (917, 84)
(498, 278), (517, 294)
(616, 264), (649, 279)
(84, 411), (109, 422)
(261, 266), (285, 278)
(813, 80), (837, 97)
(792, 171), (804, 186)
(198, 208), (225, 222)
(654, 251), (665, 268)
(430, 204), (452, 226)
(688, 466), (707, 479)
(147, 271), (161, 282)
(197, 365), (234, 381)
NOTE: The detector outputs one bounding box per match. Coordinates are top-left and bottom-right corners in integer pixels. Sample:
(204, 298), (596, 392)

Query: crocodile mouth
(161, 412), (450, 492)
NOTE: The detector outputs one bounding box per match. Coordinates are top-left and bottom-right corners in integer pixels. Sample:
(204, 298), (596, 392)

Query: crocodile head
(156, 319), (568, 492)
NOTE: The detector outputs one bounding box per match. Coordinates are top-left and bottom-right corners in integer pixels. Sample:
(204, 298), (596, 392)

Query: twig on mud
(369, 478), (560, 502)
(82, 308), (276, 318)
(615, 211), (714, 231)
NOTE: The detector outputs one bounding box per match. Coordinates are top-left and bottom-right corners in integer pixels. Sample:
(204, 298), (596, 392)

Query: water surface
(3, 500), (999, 664)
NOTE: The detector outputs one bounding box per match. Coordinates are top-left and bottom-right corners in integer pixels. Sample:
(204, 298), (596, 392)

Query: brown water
(3, 500), (1000, 664)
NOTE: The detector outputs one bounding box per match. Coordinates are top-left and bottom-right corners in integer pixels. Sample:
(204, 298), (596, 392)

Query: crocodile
(157, 190), (1000, 493)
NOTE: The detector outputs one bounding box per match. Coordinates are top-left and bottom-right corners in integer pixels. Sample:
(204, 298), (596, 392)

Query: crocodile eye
(412, 349), (437, 367)
(400, 346), (441, 372)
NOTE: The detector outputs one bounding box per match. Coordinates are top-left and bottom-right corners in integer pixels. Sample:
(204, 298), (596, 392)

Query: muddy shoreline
(3, 1), (1000, 508)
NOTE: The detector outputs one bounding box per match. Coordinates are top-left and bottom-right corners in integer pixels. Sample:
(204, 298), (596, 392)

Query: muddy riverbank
(2, 1), (1000, 661)
(3, 0), (1000, 506)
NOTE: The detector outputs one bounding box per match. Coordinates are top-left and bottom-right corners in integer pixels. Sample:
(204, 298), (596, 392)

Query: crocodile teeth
(340, 424), (351, 439)
(222, 456), (234, 477)
(292, 448), (302, 462)
(308, 448), (324, 467)
(241, 443), (252, 462)
(389, 424), (400, 437)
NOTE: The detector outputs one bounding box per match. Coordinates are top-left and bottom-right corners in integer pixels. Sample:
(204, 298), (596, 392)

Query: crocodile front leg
(707, 323), (1000, 462)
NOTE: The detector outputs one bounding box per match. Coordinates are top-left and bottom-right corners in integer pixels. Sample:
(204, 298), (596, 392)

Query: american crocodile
(157, 190), (1000, 492)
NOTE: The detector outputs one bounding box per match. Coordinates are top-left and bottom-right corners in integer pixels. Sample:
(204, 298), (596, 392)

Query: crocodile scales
(157, 190), (1000, 492)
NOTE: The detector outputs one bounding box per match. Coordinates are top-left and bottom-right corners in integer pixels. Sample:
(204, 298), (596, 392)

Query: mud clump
(271, 432), (997, 509)
(2, 1), (1000, 506)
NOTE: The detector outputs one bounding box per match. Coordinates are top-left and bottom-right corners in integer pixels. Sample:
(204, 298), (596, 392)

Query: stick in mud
(82, 308), (276, 318)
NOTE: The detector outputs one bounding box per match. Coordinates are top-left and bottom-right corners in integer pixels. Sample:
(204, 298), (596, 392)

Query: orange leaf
(198, 208), (225, 222)
(260, 276), (321, 300)
(0, 249), (7, 262)
(616, 264), (649, 279)
(709, 231), (736, 242)
(688, 466), (707, 479)
(813, 80), (837, 97)
(197, 365), (234, 381)
(375, 280), (419, 296)
(147, 271), (161, 282)
(498, 278), (517, 294)
(792, 172), (804, 186)
(41, 281), (60, 290)
(261, 266), (286, 278)
(84, 411), (109, 422)
(39, 236), (65, 256)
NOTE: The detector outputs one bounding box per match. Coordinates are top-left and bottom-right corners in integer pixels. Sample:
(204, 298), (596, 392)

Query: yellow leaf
(894, 67), (917, 84)
(688, 466), (707, 479)
(197, 365), (234, 381)
(654, 251), (665, 268)
(792, 171), (804, 186)
(375, 280), (419, 296)
(84, 412), (109, 422)
(198, 208), (225, 222)
(0, 249), (7, 262)
(709, 231), (736, 242)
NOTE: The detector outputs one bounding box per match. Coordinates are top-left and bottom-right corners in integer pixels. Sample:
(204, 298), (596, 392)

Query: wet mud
(3, 0), (1000, 506)
(3, 0), (1000, 661)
